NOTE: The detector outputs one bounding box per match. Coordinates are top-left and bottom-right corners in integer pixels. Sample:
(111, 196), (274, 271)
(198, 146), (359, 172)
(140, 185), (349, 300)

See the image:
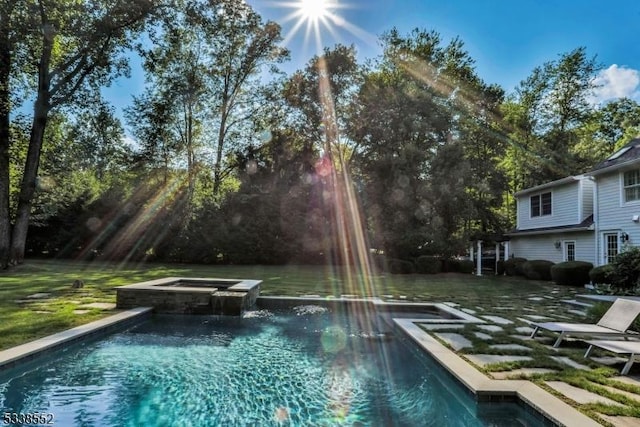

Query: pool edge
(0, 307), (153, 372)
(394, 318), (603, 427)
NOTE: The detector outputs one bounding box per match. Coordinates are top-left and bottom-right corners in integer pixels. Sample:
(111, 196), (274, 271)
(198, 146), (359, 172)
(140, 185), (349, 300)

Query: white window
(563, 241), (575, 262)
(623, 169), (640, 202)
(530, 192), (552, 217)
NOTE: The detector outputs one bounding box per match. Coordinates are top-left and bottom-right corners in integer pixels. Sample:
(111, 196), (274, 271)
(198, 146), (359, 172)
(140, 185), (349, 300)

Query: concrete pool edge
(394, 319), (602, 427)
(0, 307), (153, 372)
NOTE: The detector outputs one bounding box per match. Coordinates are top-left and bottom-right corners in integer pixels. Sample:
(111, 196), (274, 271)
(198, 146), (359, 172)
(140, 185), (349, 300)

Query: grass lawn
(0, 259), (570, 350)
(1, 259), (639, 425)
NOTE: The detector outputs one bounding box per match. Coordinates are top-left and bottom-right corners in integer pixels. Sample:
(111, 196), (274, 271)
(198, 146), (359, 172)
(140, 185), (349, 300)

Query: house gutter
(504, 225), (594, 237)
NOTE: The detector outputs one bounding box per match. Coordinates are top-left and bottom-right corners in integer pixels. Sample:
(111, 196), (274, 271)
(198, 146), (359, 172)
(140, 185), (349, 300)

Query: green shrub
(496, 260), (505, 275)
(442, 258), (459, 272)
(522, 260), (555, 281)
(388, 258), (416, 274)
(415, 256), (443, 274)
(504, 257), (527, 276)
(458, 260), (475, 274)
(588, 264), (614, 285)
(609, 246), (640, 290)
(551, 261), (593, 286)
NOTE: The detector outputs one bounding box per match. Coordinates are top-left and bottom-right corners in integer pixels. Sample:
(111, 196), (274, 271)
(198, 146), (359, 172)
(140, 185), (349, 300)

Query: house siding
(517, 181), (581, 230)
(594, 168), (640, 265)
(509, 231), (595, 264)
(581, 179), (594, 221)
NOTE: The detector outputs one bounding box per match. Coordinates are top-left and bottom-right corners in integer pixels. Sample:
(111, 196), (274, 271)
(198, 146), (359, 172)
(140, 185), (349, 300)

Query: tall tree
(3, 0), (156, 265)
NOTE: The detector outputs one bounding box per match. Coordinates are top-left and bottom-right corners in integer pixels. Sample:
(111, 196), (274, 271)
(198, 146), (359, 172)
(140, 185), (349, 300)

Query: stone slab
(600, 385), (640, 404)
(420, 324), (465, 331)
(510, 335), (552, 343)
(489, 344), (532, 352)
(591, 356), (630, 366)
(477, 325), (503, 333)
(73, 310), (91, 315)
(481, 315), (513, 325)
(465, 354), (532, 367)
(435, 333), (473, 351)
(461, 308), (477, 314)
(79, 302), (116, 310)
(599, 415), (640, 427)
(567, 309), (587, 317)
(528, 297), (545, 301)
(545, 381), (624, 407)
(523, 315), (553, 321)
(26, 293), (51, 299)
(516, 317), (534, 325)
(491, 368), (556, 380)
(611, 376), (640, 388)
(474, 332), (493, 341)
(550, 356), (591, 370)
(515, 326), (535, 334)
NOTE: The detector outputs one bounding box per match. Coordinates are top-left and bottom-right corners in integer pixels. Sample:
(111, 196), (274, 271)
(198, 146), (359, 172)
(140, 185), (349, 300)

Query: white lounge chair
(584, 339), (640, 375)
(529, 298), (640, 348)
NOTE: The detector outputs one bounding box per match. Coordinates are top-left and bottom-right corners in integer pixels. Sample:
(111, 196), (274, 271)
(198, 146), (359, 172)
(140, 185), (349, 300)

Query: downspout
(590, 176), (599, 266)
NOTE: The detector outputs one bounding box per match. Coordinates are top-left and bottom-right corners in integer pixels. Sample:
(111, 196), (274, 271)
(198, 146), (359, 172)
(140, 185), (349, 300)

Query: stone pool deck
(389, 291), (640, 427)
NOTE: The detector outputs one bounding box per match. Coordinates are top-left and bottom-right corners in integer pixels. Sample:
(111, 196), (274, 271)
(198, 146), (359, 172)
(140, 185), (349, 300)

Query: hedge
(458, 260), (475, 274)
(588, 264), (614, 285)
(522, 260), (555, 281)
(388, 258), (416, 274)
(551, 261), (593, 286)
(415, 256), (443, 274)
(504, 257), (527, 276)
(496, 260), (505, 275)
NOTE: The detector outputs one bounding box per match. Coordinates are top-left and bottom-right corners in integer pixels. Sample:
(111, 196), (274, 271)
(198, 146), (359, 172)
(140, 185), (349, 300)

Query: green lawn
(0, 259), (572, 350)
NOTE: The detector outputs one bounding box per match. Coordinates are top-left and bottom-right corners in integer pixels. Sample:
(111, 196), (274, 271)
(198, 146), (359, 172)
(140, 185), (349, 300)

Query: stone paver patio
(421, 288), (640, 426)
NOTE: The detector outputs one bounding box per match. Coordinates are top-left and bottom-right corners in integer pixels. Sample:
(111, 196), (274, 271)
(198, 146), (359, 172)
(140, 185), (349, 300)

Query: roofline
(514, 176), (582, 197)
(587, 157), (640, 177)
(504, 225), (594, 237)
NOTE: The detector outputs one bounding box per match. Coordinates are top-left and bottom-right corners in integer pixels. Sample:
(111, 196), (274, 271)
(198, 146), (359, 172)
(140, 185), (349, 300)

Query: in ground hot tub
(116, 277), (261, 315)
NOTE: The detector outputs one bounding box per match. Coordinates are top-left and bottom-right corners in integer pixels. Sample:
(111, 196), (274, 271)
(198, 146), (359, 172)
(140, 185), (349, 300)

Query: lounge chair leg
(530, 326), (540, 339)
(553, 332), (566, 348)
(584, 345), (594, 358)
(621, 353), (636, 376)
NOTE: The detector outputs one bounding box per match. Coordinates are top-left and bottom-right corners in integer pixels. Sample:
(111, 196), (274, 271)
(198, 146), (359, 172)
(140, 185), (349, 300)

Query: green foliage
(522, 260), (555, 281)
(589, 264), (614, 285)
(458, 260), (475, 274)
(388, 258), (416, 274)
(608, 246), (640, 291)
(504, 257), (527, 276)
(551, 261), (593, 286)
(415, 255), (443, 274)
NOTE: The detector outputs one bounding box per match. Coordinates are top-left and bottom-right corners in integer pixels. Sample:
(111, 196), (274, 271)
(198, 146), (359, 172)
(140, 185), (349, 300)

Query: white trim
(562, 240), (576, 262)
(619, 168), (640, 207)
(578, 179), (583, 223)
(592, 176), (599, 266)
(529, 190), (553, 219)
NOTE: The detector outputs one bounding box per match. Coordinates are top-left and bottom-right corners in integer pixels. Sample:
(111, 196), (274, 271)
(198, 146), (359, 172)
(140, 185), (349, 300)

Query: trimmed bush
(442, 258), (459, 273)
(551, 261), (593, 286)
(371, 254), (389, 273)
(458, 260), (475, 274)
(388, 258), (416, 274)
(415, 256), (443, 274)
(504, 257), (527, 276)
(522, 260), (555, 281)
(588, 264), (614, 285)
(609, 246), (640, 290)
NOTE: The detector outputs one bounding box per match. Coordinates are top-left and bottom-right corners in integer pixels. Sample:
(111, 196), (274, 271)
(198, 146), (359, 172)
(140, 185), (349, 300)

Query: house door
(603, 233), (619, 264)
(563, 241), (576, 262)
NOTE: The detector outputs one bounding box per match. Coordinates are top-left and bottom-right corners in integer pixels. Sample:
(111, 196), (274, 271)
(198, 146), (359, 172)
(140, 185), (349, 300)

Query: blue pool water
(0, 308), (544, 426)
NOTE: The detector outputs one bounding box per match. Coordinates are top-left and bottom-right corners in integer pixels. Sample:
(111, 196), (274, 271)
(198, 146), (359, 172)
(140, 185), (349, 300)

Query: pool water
(0, 308), (543, 426)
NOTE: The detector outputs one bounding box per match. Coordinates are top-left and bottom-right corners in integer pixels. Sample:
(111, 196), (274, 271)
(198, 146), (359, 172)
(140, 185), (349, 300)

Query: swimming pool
(0, 308), (545, 426)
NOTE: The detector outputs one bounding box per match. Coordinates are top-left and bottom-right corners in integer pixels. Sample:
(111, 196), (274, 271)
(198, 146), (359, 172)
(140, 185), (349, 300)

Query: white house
(506, 138), (640, 266)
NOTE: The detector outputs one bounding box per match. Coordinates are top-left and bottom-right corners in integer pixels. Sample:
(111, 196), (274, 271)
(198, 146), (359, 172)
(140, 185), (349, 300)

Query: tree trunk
(10, 98), (49, 264)
(9, 18), (53, 265)
(0, 5), (11, 268)
(213, 100), (228, 196)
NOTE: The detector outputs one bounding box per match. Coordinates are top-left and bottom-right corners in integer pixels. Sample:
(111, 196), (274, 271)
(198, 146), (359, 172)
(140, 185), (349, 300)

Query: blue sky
(247, 0), (640, 98)
(104, 0), (640, 124)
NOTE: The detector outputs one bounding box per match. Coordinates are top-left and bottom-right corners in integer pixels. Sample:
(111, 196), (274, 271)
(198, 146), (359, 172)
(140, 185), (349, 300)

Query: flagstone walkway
(412, 287), (640, 427)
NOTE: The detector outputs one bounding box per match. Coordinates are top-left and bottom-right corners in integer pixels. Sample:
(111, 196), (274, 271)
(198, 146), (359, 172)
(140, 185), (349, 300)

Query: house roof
(504, 214), (594, 237)
(514, 176), (582, 197)
(589, 138), (640, 176)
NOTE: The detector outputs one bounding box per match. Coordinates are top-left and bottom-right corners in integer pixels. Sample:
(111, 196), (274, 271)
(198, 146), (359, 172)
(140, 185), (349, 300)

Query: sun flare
(298, 0), (330, 21)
